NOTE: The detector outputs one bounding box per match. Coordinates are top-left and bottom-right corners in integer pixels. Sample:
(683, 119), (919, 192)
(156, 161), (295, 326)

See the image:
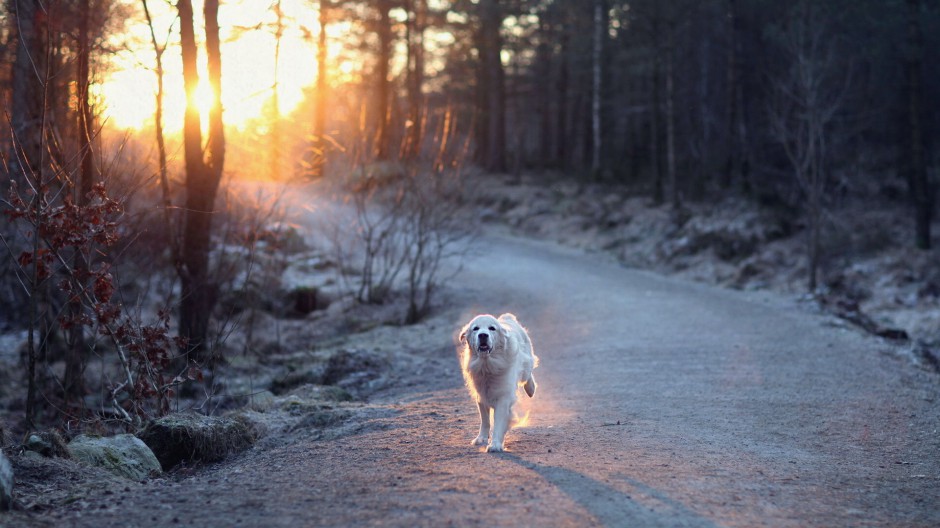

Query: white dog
(458, 313), (538, 452)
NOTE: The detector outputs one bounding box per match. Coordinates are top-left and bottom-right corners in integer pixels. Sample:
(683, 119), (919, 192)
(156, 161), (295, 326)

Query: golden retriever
(458, 313), (538, 452)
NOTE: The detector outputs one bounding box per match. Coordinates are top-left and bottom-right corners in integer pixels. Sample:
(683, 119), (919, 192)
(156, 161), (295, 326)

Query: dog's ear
(499, 322), (512, 336)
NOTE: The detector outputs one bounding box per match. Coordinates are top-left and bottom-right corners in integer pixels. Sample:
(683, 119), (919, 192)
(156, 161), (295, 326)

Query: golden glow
(101, 0), (343, 132)
(193, 79), (215, 120)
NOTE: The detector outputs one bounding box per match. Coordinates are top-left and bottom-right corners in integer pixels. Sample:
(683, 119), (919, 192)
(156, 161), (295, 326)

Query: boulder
(138, 414), (259, 470)
(248, 389), (277, 411)
(25, 430), (69, 458)
(66, 434), (161, 481)
(0, 449), (12, 510)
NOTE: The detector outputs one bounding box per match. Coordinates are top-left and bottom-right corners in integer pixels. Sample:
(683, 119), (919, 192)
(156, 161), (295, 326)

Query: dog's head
(459, 314), (507, 356)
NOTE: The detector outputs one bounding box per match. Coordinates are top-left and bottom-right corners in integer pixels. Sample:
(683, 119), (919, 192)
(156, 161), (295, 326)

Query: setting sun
(101, 0), (330, 132)
(192, 79), (216, 121)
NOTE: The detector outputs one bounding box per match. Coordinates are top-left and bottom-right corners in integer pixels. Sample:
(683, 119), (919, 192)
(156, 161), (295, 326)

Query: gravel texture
(5, 233), (938, 527)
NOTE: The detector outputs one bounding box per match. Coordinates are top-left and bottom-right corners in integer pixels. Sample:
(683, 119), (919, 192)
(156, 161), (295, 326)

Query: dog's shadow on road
(499, 452), (717, 528)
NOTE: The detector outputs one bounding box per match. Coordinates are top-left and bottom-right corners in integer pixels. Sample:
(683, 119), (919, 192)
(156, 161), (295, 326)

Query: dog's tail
(523, 373), (536, 398)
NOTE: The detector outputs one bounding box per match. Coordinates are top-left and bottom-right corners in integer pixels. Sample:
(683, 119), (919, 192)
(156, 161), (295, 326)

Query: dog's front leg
(487, 401), (512, 452)
(472, 401), (490, 446)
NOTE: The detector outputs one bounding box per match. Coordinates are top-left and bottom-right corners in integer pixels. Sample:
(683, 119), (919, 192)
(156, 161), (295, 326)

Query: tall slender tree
(177, 0), (226, 362)
(64, 0), (99, 405)
(374, 0), (392, 160)
(723, 0), (743, 189)
(905, 0), (931, 250)
(404, 0), (426, 161)
(475, 0), (506, 172)
(555, 15), (569, 168)
(590, 0), (603, 175)
(768, 2), (850, 292)
(309, 0), (329, 178)
(141, 0), (176, 266)
(8, 0), (44, 182)
(270, 0), (285, 179)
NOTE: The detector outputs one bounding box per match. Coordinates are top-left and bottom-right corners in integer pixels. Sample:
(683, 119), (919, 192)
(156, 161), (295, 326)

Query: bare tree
(141, 0), (178, 269)
(476, 0), (506, 172)
(905, 0), (931, 250)
(177, 0), (226, 362)
(327, 164), (473, 324)
(374, 0), (392, 160)
(664, 17), (678, 208)
(403, 0), (427, 161)
(8, 0), (45, 183)
(723, 0), (747, 191)
(768, 2), (851, 293)
(270, 0), (285, 180)
(64, 0), (101, 405)
(590, 0), (603, 175)
(7, 0), (51, 429)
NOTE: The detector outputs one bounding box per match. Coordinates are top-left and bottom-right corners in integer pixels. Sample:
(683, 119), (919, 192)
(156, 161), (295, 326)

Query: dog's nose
(478, 333), (489, 343)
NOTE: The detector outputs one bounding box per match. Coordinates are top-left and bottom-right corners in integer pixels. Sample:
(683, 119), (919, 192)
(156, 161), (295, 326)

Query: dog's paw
(471, 436), (488, 446)
(486, 444), (504, 453)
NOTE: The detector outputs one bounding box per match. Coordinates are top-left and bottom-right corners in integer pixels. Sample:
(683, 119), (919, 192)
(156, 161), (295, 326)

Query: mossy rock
(0, 450), (12, 511)
(247, 390), (277, 411)
(66, 434), (161, 481)
(137, 413), (260, 471)
(25, 430), (70, 458)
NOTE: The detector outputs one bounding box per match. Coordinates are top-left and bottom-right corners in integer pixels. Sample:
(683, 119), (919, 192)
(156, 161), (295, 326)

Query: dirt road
(32, 235), (940, 527)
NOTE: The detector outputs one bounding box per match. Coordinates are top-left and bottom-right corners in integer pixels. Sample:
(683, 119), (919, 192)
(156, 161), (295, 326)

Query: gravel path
(22, 234), (940, 527)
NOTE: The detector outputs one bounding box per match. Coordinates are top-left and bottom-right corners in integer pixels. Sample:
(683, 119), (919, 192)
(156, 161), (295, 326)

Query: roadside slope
(34, 235), (940, 527)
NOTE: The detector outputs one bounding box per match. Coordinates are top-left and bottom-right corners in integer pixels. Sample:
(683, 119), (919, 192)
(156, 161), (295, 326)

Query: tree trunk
(624, 77), (639, 182)
(404, 0), (426, 161)
(10, 0), (50, 430)
(691, 33), (710, 201)
(9, 0), (44, 182)
(536, 12), (551, 168)
(375, 0), (392, 160)
(808, 197), (820, 292)
(723, 0), (739, 189)
(178, 0), (225, 363)
(665, 27), (678, 208)
(477, 0), (506, 172)
(142, 0), (176, 266)
(591, 0), (603, 176)
(651, 33), (664, 205)
(906, 0), (931, 250)
(65, 0), (96, 405)
(312, 0), (329, 178)
(270, 0), (284, 179)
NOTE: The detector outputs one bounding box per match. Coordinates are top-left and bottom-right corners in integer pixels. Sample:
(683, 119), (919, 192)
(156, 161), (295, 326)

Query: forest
(0, 0), (938, 449)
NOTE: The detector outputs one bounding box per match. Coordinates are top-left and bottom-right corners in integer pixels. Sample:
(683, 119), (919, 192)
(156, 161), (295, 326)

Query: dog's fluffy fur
(458, 313), (538, 452)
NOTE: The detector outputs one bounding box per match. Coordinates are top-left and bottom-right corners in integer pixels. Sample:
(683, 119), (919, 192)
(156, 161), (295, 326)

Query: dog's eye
(472, 326), (479, 331)
(488, 326), (496, 331)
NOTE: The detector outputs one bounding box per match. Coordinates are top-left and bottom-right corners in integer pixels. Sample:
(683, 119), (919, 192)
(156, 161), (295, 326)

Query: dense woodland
(0, 0), (937, 431)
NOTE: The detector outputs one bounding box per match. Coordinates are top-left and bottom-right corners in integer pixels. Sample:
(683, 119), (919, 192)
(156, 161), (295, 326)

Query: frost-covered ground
(473, 171), (939, 362)
(1, 171), (938, 525)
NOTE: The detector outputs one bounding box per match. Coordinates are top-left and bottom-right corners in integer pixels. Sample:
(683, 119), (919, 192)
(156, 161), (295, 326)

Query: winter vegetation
(0, 0), (937, 521)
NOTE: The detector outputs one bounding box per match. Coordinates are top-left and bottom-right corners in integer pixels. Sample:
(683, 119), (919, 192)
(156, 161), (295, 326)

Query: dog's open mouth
(478, 344), (492, 353)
